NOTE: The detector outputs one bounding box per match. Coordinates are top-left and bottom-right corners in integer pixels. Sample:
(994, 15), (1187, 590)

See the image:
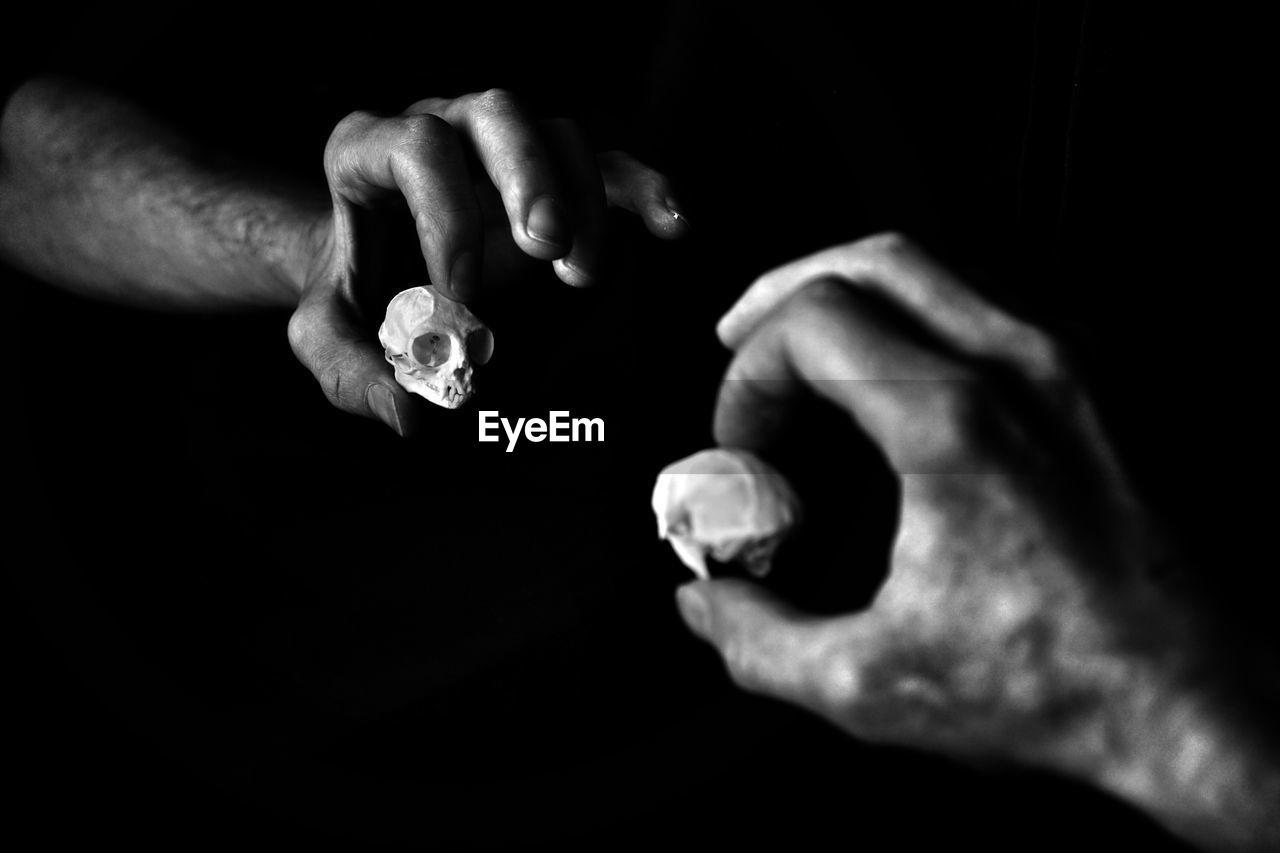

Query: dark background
(3, 3), (1270, 849)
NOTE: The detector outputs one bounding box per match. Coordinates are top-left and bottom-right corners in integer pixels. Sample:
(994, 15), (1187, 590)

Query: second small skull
(651, 448), (803, 580)
(377, 285), (494, 409)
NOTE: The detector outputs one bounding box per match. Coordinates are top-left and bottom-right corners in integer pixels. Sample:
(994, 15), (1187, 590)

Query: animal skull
(651, 448), (802, 579)
(377, 285), (494, 409)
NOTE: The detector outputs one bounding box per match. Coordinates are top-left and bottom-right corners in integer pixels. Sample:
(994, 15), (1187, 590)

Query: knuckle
(815, 649), (862, 710)
(333, 109), (379, 138)
(396, 112), (453, 150)
(474, 87), (519, 114)
(854, 230), (914, 259)
(285, 309), (313, 355)
(323, 110), (379, 173)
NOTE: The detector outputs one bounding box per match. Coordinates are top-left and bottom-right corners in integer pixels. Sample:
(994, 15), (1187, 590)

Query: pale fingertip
(676, 582), (712, 638)
(714, 287), (770, 348)
(714, 311), (743, 350)
(553, 256), (596, 288)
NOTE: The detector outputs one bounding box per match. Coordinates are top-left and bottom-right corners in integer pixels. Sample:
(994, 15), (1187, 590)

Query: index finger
(428, 89), (574, 262)
(713, 279), (1007, 475)
(325, 110), (484, 301)
(717, 233), (1062, 380)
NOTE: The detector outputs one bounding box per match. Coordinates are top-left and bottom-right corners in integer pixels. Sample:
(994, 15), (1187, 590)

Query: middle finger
(433, 89), (574, 262)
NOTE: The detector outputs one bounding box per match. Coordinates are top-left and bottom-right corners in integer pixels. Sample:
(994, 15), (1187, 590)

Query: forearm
(1057, 600), (1280, 851)
(1098, 662), (1280, 850)
(0, 75), (328, 310)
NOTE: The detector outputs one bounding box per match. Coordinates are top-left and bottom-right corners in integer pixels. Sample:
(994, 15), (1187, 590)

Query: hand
(287, 89), (688, 435)
(676, 234), (1280, 850)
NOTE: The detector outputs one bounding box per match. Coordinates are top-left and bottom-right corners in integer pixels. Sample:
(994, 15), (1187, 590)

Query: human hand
(676, 234), (1280, 850)
(287, 89), (688, 435)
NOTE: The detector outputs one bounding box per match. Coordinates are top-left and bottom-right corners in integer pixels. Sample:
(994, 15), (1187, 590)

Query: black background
(3, 3), (1271, 849)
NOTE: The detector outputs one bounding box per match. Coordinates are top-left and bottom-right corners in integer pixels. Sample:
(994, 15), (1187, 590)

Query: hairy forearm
(0, 75), (328, 310)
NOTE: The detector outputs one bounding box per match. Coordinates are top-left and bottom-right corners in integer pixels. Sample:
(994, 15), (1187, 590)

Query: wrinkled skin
(287, 88), (689, 436)
(676, 234), (1280, 852)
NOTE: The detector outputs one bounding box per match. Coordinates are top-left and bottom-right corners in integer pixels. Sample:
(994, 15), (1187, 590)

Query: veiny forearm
(0, 75), (328, 310)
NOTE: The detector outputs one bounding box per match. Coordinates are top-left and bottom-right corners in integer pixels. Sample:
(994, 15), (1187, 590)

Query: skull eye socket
(411, 332), (452, 367)
(467, 328), (494, 365)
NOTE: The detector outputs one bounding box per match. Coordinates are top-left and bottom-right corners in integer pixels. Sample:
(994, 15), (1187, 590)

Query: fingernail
(366, 384), (403, 436)
(449, 250), (479, 301)
(555, 256), (594, 288)
(526, 196), (569, 248)
(676, 584), (711, 636)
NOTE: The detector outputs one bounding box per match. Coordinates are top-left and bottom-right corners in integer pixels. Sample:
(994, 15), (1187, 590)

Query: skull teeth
(377, 285), (490, 410)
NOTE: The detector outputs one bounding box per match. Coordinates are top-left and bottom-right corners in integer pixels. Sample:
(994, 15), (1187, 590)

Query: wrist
(1050, 587), (1280, 849)
(286, 204), (336, 300)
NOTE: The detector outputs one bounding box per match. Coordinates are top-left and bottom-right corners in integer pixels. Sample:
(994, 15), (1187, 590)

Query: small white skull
(651, 448), (802, 580)
(377, 285), (494, 409)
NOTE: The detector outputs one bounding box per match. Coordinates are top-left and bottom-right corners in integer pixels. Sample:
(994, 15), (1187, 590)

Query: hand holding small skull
(378, 285), (493, 409)
(676, 234), (1280, 852)
(287, 89), (689, 432)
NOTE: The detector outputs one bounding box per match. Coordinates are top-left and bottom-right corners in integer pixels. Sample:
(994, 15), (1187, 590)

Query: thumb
(676, 579), (868, 715)
(287, 288), (418, 437)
